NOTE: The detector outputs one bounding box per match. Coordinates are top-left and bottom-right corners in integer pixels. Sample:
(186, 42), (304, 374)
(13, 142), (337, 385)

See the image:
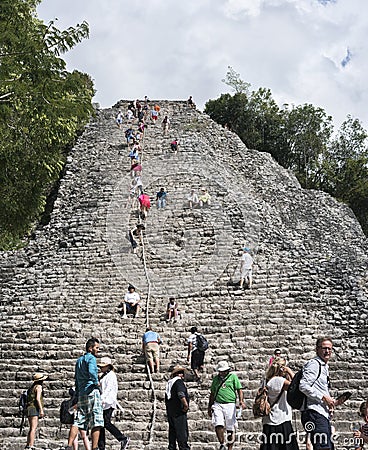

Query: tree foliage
(0, 0), (95, 249)
(205, 70), (368, 235)
(221, 66), (250, 95)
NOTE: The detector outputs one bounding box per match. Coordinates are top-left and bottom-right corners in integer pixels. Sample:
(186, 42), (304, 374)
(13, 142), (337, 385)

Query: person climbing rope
(162, 115), (170, 136)
(138, 192), (151, 220)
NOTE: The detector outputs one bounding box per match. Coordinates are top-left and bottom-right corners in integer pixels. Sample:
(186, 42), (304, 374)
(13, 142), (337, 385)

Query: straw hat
(171, 365), (186, 376)
(98, 357), (114, 369)
(216, 361), (231, 372)
(32, 373), (48, 382)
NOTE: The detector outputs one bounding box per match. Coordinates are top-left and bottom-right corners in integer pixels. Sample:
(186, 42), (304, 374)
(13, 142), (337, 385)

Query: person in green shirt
(208, 361), (245, 450)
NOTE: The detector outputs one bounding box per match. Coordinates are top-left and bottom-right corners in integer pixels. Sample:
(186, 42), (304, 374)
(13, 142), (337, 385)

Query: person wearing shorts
(25, 372), (48, 450)
(142, 327), (162, 373)
(187, 326), (205, 381)
(64, 338), (104, 450)
(207, 361), (245, 450)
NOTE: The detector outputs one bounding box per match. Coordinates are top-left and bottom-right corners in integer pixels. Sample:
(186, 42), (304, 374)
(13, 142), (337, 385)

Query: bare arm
(35, 385), (44, 418)
(208, 392), (215, 417)
(187, 342), (192, 360)
(237, 388), (246, 408)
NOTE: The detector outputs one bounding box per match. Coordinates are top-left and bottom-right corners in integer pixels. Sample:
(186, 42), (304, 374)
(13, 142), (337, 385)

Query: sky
(37, 0), (368, 130)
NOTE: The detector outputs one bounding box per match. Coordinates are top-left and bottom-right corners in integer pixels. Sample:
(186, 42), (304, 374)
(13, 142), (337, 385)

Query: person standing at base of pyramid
(207, 361), (245, 450)
(97, 357), (130, 450)
(63, 338), (104, 450)
(165, 366), (191, 450)
(24, 372), (48, 450)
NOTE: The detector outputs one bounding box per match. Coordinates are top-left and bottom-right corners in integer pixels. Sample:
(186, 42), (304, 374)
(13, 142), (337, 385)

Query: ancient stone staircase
(0, 100), (367, 450)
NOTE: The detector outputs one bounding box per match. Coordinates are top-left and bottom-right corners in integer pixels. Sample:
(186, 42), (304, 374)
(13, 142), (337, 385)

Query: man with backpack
(207, 361), (245, 450)
(187, 326), (208, 382)
(299, 336), (337, 450)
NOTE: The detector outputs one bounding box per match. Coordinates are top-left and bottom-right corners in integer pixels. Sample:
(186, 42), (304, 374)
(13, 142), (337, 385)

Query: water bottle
(353, 422), (361, 449)
(236, 407), (242, 419)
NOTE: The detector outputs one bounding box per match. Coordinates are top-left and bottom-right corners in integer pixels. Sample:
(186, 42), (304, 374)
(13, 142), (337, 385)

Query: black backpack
(60, 398), (75, 425)
(18, 389), (29, 435)
(18, 391), (28, 414)
(287, 359), (322, 409)
(196, 334), (209, 352)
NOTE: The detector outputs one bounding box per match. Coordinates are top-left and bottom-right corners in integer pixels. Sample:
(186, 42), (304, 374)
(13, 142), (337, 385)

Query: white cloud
(222, 0), (263, 19)
(37, 0), (368, 130)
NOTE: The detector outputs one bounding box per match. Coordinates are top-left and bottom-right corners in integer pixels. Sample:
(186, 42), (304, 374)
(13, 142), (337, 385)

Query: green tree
(282, 104), (333, 188)
(322, 116), (368, 234)
(0, 0), (94, 249)
(221, 66), (250, 95)
(205, 70), (368, 235)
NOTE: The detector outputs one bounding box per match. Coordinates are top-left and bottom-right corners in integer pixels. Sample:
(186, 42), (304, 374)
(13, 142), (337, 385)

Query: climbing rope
(139, 230), (158, 445)
(131, 105), (158, 446)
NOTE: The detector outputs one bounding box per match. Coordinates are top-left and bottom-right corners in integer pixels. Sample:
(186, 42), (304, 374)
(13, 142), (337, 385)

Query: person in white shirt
(98, 357), (130, 450)
(187, 190), (199, 209)
(261, 357), (299, 449)
(300, 337), (346, 450)
(239, 247), (253, 289)
(122, 285), (141, 318)
(116, 111), (123, 128)
(126, 109), (134, 121)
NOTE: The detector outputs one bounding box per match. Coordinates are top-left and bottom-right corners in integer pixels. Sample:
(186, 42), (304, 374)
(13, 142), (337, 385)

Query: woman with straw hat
(25, 372), (48, 450)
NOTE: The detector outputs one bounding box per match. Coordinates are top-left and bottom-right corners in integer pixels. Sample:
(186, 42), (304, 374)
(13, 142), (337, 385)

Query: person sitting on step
(166, 297), (179, 322)
(199, 188), (211, 208)
(156, 187), (168, 209)
(187, 189), (199, 209)
(121, 285), (141, 318)
(187, 96), (196, 108)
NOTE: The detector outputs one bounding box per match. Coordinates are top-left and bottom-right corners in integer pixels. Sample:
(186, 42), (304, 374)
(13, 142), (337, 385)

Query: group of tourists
(165, 336), (365, 450)
(23, 335), (364, 450)
(20, 99), (360, 450)
(120, 98), (175, 245)
(24, 339), (130, 450)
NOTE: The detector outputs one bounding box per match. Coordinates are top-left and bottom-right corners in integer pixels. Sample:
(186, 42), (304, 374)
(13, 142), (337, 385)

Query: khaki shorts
(144, 342), (159, 361)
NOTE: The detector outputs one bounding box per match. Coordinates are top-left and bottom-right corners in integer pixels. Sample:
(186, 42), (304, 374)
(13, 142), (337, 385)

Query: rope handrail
(135, 106), (157, 445)
(123, 102), (172, 446)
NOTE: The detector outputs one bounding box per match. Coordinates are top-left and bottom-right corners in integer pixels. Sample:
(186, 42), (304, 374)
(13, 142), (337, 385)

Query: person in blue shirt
(142, 327), (162, 373)
(64, 338), (104, 450)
